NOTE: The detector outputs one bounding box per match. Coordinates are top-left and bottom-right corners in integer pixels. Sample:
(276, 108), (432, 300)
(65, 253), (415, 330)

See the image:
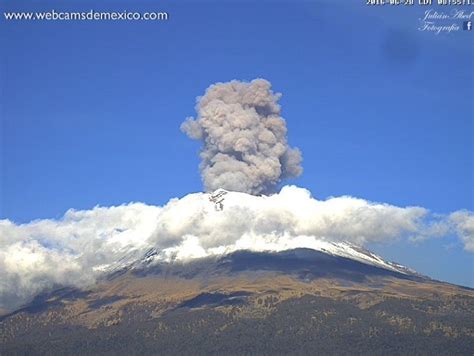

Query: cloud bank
(1, 186), (472, 311)
(181, 79), (302, 195)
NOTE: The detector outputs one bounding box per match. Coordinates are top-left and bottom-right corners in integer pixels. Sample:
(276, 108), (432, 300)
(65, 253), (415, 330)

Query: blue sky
(1, 0), (472, 286)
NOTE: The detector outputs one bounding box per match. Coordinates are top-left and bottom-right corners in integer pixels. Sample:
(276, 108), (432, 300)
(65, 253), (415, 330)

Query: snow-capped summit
(96, 188), (420, 278)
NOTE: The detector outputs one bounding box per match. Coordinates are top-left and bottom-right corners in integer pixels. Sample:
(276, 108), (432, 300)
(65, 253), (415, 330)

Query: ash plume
(181, 79), (303, 195)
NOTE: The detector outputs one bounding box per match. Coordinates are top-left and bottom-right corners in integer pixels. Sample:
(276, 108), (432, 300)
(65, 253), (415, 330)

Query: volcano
(1, 243), (473, 355)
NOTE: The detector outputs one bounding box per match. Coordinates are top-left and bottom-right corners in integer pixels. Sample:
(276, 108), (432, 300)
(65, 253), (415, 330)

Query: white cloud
(449, 210), (474, 252)
(0, 186), (471, 311)
(0, 203), (161, 311)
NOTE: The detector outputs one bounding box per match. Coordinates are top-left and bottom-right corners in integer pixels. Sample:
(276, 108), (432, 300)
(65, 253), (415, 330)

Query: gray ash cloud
(181, 79), (302, 195)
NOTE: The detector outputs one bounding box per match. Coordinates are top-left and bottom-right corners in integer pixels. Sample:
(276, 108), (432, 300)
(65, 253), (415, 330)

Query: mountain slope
(1, 248), (473, 355)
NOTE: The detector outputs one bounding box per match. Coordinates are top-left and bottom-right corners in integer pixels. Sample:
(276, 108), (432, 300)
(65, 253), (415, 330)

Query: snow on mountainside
(99, 189), (419, 278)
(207, 189), (420, 275)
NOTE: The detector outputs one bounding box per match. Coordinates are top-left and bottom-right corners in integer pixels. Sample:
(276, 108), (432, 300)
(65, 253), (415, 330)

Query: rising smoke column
(181, 79), (303, 195)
